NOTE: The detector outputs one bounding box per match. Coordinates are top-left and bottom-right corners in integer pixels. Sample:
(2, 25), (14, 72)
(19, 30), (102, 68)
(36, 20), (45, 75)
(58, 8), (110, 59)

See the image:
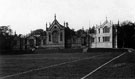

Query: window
(91, 38), (94, 42)
(103, 36), (110, 42)
(52, 30), (58, 43)
(49, 33), (51, 41)
(60, 32), (63, 41)
(103, 26), (110, 33)
(54, 26), (57, 29)
(95, 30), (97, 34)
(98, 37), (100, 42)
(29, 39), (34, 47)
(98, 29), (100, 34)
(43, 39), (46, 45)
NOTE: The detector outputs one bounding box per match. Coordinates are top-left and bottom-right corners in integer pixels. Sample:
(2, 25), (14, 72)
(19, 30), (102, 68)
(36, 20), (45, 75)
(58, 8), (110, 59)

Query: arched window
(29, 39), (34, 47)
(98, 29), (100, 33)
(98, 37), (100, 42)
(91, 37), (94, 42)
(60, 32), (63, 41)
(103, 26), (110, 33)
(49, 33), (51, 41)
(52, 30), (58, 43)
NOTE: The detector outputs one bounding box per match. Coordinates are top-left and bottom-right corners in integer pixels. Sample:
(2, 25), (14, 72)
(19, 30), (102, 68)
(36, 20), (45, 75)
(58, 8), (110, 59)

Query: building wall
(44, 29), (65, 48)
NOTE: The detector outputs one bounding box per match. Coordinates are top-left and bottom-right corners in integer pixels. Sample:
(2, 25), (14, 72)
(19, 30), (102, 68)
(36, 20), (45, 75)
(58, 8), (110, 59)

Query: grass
(0, 53), (105, 77)
(87, 52), (135, 79)
(0, 52), (121, 79)
(0, 51), (131, 79)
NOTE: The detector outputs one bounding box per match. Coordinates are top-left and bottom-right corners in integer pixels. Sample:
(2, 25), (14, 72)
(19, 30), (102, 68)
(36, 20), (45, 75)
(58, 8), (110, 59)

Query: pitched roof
(47, 18), (65, 31)
(96, 19), (112, 29)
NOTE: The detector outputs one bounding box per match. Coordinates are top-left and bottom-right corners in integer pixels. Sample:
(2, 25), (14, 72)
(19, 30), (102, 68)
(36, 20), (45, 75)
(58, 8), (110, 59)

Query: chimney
(66, 22), (68, 27)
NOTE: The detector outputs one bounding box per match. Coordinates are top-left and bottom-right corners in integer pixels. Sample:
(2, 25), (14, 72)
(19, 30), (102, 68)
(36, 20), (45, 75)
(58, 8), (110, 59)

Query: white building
(91, 19), (117, 48)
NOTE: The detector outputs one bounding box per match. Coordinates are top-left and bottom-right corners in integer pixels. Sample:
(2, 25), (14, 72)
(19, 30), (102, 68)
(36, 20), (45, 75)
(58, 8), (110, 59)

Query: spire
(64, 21), (65, 27)
(105, 16), (109, 23)
(54, 14), (56, 20)
(46, 22), (48, 30)
(46, 22), (47, 27)
(118, 20), (120, 25)
(106, 16), (108, 21)
(14, 31), (17, 36)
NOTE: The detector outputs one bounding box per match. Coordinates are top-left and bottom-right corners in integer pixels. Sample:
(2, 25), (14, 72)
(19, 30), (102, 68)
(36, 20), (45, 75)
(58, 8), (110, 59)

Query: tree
(64, 27), (76, 48)
(117, 21), (135, 49)
(30, 29), (46, 36)
(0, 26), (15, 53)
(0, 26), (12, 35)
(88, 26), (96, 34)
(76, 29), (86, 37)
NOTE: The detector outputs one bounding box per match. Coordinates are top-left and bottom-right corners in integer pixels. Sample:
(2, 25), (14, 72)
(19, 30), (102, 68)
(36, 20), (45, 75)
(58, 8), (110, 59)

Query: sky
(0, 0), (135, 34)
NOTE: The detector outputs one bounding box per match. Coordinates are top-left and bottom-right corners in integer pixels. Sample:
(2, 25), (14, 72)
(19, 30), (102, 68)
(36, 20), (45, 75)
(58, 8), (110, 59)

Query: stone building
(13, 35), (27, 50)
(24, 16), (117, 49)
(90, 18), (117, 48)
(42, 15), (66, 48)
(41, 15), (87, 49)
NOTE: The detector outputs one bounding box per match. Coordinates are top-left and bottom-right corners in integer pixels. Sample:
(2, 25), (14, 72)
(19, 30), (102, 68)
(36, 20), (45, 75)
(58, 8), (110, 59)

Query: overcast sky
(0, 0), (135, 34)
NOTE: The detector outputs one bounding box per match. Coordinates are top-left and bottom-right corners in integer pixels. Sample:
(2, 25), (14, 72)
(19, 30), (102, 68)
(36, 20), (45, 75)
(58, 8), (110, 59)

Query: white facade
(91, 19), (117, 48)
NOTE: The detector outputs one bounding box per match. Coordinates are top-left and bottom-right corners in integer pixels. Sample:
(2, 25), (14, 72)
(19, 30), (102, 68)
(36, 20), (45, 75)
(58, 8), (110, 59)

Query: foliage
(30, 29), (46, 36)
(116, 21), (135, 49)
(0, 26), (15, 52)
(65, 27), (75, 39)
(88, 26), (96, 34)
(76, 29), (87, 37)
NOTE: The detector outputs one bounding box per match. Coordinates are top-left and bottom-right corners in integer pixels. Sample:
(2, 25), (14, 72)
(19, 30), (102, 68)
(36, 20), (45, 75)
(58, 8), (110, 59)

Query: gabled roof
(102, 20), (109, 26)
(96, 19), (112, 29)
(47, 15), (65, 31)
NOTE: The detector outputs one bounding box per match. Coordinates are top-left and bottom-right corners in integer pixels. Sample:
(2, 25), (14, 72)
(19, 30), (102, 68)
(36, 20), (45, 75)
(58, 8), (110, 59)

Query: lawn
(87, 52), (135, 79)
(0, 52), (125, 79)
